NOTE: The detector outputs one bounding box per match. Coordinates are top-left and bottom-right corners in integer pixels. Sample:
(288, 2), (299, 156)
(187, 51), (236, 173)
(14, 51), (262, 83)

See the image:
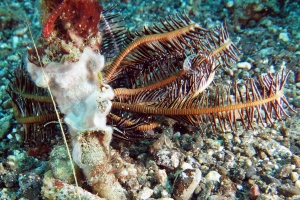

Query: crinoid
(100, 12), (295, 139)
(6, 65), (65, 146)
(8, 7), (295, 144)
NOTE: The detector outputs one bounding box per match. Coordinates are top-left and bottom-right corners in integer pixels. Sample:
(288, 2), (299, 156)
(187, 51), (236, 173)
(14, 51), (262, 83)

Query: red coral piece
(42, 0), (68, 37)
(42, 0), (102, 39)
(61, 0), (102, 38)
(29, 0), (103, 65)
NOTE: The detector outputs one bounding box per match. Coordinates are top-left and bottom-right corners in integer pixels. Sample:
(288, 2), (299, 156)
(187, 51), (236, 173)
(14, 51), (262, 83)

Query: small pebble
(161, 190), (169, 198)
(13, 27), (28, 36)
(236, 184), (243, 190)
(137, 187), (153, 200)
(216, 165), (228, 176)
(278, 185), (300, 197)
(262, 174), (281, 185)
(226, 1), (234, 8)
(223, 133), (233, 141)
(248, 184), (260, 200)
(290, 172), (299, 182)
(237, 62), (252, 70)
(155, 169), (168, 186)
(295, 180), (300, 188)
(12, 36), (19, 48)
(205, 171), (221, 182)
(15, 134), (22, 142)
(7, 134), (13, 140)
(173, 168), (202, 200)
(7, 54), (20, 62)
(277, 164), (295, 179)
(245, 166), (257, 179)
(279, 32), (290, 42)
(292, 154), (300, 168)
(295, 71), (300, 83)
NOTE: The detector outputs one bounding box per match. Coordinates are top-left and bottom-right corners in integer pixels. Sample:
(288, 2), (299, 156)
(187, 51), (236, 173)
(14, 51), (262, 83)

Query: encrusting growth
(7, 1), (295, 199)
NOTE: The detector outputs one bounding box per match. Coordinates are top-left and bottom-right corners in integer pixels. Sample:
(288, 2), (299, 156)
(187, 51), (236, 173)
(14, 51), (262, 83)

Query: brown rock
(296, 71), (300, 83)
(278, 185), (300, 197)
(248, 184), (260, 200)
(292, 155), (300, 168)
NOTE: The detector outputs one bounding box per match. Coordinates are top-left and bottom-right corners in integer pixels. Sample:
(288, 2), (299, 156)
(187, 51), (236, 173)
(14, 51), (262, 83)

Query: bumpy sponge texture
(26, 47), (114, 136)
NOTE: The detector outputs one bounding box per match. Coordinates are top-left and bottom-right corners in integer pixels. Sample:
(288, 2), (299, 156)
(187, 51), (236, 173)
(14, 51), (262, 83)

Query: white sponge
(26, 47), (128, 199)
(26, 47), (114, 136)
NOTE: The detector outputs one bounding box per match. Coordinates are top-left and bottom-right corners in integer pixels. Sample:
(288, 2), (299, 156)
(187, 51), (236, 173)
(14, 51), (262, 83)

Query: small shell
(173, 168), (202, 200)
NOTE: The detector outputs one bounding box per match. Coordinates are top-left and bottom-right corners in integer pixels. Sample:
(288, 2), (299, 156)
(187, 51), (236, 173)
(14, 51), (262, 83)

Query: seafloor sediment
(0, 0), (299, 199)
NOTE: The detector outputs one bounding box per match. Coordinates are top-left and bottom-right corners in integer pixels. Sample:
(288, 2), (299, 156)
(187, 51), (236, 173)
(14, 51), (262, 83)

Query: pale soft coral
(27, 47), (113, 137)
